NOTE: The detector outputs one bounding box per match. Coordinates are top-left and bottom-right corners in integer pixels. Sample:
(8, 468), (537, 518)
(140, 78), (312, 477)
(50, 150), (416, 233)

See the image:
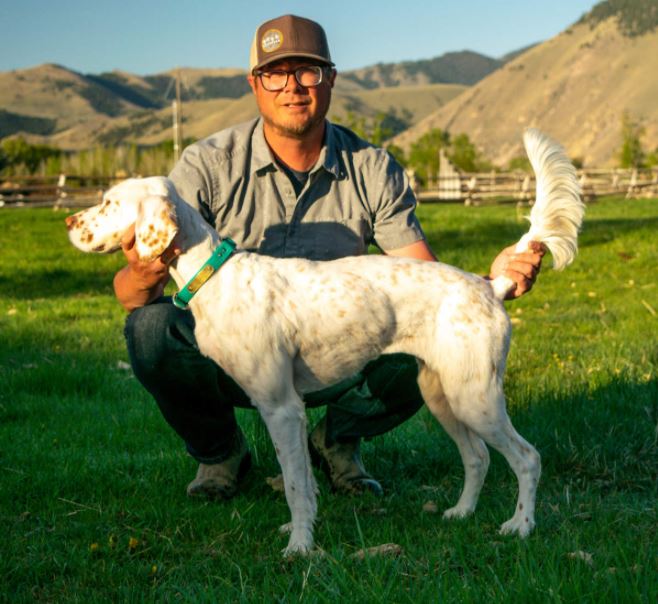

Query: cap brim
(252, 52), (335, 72)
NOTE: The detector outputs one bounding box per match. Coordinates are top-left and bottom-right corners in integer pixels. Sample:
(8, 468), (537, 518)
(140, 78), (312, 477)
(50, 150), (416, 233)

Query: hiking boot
(186, 429), (252, 500)
(308, 417), (383, 496)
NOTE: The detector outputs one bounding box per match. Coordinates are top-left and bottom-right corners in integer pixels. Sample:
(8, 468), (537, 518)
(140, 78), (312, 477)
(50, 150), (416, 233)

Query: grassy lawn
(1, 197), (656, 602)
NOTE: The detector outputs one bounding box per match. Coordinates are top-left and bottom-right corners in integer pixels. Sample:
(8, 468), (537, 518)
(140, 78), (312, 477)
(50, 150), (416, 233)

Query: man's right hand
(113, 224), (180, 312)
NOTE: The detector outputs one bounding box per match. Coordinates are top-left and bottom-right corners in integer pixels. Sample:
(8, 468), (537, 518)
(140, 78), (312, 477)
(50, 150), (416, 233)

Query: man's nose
(284, 73), (306, 93)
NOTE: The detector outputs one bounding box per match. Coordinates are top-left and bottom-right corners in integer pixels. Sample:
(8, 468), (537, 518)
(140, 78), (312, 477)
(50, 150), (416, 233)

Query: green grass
(1, 198), (657, 602)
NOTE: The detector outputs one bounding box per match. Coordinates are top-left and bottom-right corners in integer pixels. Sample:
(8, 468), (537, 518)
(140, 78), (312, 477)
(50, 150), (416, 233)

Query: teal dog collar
(172, 238), (236, 310)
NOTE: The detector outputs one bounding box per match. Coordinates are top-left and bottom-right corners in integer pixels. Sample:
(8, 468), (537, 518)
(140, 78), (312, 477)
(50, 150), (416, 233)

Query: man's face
(248, 58), (336, 139)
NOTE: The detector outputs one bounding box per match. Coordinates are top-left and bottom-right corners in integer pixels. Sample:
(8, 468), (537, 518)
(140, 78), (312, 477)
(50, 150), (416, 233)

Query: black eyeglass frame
(253, 65), (330, 91)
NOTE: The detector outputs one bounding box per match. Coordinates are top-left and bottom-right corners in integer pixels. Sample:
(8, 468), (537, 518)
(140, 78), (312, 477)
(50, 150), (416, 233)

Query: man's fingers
(504, 269), (533, 299)
(160, 244), (181, 266)
(121, 224), (136, 251)
(506, 259), (538, 281)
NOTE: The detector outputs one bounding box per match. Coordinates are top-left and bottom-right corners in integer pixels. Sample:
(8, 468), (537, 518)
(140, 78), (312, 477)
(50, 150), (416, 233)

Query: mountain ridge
(391, 10), (658, 167)
(0, 49), (507, 147)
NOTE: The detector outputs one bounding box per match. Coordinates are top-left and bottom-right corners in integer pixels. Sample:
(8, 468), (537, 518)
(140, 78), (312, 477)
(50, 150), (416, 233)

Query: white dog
(67, 129), (583, 556)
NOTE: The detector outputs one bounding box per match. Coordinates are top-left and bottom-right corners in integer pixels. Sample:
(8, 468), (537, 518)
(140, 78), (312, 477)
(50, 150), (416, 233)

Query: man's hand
(489, 241), (546, 299)
(113, 224), (180, 311)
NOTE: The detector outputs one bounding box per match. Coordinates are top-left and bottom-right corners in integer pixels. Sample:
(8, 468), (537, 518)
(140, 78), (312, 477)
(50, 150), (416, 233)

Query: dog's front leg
(256, 393), (318, 557)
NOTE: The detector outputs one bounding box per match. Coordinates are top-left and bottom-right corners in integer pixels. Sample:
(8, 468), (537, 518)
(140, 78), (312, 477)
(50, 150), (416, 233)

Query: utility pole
(172, 68), (183, 163)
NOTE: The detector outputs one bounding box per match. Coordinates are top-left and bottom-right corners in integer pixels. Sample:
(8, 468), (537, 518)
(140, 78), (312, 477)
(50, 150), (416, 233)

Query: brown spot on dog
(518, 503), (524, 511)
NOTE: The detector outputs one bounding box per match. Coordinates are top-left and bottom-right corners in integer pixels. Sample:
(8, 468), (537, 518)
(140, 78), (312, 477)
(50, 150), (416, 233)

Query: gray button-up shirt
(169, 118), (426, 260)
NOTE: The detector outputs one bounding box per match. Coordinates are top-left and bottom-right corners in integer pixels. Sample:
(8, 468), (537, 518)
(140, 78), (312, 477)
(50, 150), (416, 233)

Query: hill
(392, 2), (658, 166)
(341, 51), (502, 88)
(0, 49), (504, 149)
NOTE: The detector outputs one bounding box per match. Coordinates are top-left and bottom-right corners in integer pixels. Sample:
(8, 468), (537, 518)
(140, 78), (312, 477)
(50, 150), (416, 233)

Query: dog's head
(66, 176), (179, 262)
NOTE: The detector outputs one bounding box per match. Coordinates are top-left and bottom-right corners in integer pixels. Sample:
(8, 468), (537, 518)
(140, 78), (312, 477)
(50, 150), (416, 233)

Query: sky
(1, 0), (597, 75)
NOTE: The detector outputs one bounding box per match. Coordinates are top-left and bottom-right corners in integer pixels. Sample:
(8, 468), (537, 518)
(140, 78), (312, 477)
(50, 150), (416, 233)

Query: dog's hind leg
(417, 363), (490, 520)
(443, 379), (541, 538)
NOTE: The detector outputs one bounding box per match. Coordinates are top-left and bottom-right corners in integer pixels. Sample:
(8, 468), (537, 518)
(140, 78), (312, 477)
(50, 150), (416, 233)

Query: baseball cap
(249, 14), (334, 73)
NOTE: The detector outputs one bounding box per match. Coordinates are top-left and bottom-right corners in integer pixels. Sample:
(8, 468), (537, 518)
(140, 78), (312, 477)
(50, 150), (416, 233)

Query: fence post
(465, 176), (477, 206)
(53, 173), (67, 211)
(626, 169), (638, 199)
(438, 149), (462, 202)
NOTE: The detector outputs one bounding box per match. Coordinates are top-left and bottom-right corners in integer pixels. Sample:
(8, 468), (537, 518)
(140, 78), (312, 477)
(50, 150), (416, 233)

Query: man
(115, 15), (544, 500)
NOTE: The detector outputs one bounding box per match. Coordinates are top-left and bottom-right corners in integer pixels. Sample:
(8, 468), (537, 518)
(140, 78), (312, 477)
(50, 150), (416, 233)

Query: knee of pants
(124, 300), (197, 378)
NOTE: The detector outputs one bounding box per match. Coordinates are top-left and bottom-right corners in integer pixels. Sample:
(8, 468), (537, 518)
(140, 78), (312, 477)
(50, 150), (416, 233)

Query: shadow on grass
(358, 373), (658, 500)
(527, 376), (658, 492)
(0, 267), (119, 299)
(578, 216), (658, 248)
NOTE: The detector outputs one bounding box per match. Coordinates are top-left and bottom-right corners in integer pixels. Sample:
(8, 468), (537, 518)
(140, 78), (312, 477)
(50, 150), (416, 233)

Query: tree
(385, 143), (406, 167)
(0, 137), (61, 175)
(448, 133), (491, 172)
(646, 147), (658, 168)
(508, 156), (532, 172)
(407, 128), (450, 184)
(334, 108), (411, 148)
(618, 111), (646, 168)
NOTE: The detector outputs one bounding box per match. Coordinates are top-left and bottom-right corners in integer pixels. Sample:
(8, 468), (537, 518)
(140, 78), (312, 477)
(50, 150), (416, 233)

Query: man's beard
(263, 112), (325, 139)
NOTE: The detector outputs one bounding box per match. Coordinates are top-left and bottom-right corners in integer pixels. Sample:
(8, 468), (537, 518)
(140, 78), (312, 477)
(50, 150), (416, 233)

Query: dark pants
(124, 298), (425, 463)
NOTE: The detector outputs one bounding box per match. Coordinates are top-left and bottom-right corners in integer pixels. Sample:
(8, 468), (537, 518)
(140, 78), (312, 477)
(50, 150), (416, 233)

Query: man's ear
(134, 195), (179, 262)
(328, 68), (337, 88)
(247, 73), (257, 94)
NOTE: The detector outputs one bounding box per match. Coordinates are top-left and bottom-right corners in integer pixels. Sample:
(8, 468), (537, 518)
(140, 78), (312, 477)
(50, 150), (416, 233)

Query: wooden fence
(1, 167), (657, 209)
(0, 175), (112, 208)
(414, 166), (658, 204)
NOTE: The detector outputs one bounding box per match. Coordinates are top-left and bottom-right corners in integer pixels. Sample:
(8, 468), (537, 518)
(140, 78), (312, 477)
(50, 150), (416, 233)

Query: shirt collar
(250, 118), (342, 179)
(250, 119), (276, 174)
(315, 121), (341, 179)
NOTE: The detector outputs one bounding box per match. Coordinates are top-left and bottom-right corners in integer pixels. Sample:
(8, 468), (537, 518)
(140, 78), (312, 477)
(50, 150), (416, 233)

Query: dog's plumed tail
(491, 128), (584, 299)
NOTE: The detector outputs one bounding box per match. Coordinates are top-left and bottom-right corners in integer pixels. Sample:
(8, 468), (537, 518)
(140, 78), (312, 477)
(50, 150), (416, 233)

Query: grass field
(1, 197), (656, 602)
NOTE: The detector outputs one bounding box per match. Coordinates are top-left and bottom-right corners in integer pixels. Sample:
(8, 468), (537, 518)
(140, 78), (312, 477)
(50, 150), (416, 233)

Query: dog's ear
(134, 195), (179, 262)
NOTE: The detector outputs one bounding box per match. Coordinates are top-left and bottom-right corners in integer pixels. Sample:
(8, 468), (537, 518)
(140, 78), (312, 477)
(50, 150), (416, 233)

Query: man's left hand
(489, 241), (546, 299)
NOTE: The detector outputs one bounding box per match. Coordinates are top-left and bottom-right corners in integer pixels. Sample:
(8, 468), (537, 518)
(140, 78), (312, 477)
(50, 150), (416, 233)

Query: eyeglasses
(254, 65), (326, 92)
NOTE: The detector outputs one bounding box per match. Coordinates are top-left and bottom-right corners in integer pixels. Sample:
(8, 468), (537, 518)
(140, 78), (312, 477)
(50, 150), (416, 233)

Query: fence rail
(0, 175), (113, 209)
(1, 168), (657, 209)
(414, 167), (658, 204)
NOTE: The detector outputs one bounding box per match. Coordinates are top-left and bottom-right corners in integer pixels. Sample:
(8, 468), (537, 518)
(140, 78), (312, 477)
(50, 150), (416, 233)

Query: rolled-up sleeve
(370, 152), (426, 252)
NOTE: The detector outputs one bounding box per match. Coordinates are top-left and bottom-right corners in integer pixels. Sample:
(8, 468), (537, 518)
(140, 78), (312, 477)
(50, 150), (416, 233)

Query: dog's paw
(281, 527), (315, 558)
(442, 504), (475, 520)
(282, 544), (311, 558)
(281, 543), (325, 559)
(282, 539), (314, 558)
(278, 522), (293, 535)
(499, 514), (535, 538)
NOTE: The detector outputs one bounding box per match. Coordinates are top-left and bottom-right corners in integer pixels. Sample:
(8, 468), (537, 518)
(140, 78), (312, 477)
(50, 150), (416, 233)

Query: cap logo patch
(261, 29), (283, 53)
